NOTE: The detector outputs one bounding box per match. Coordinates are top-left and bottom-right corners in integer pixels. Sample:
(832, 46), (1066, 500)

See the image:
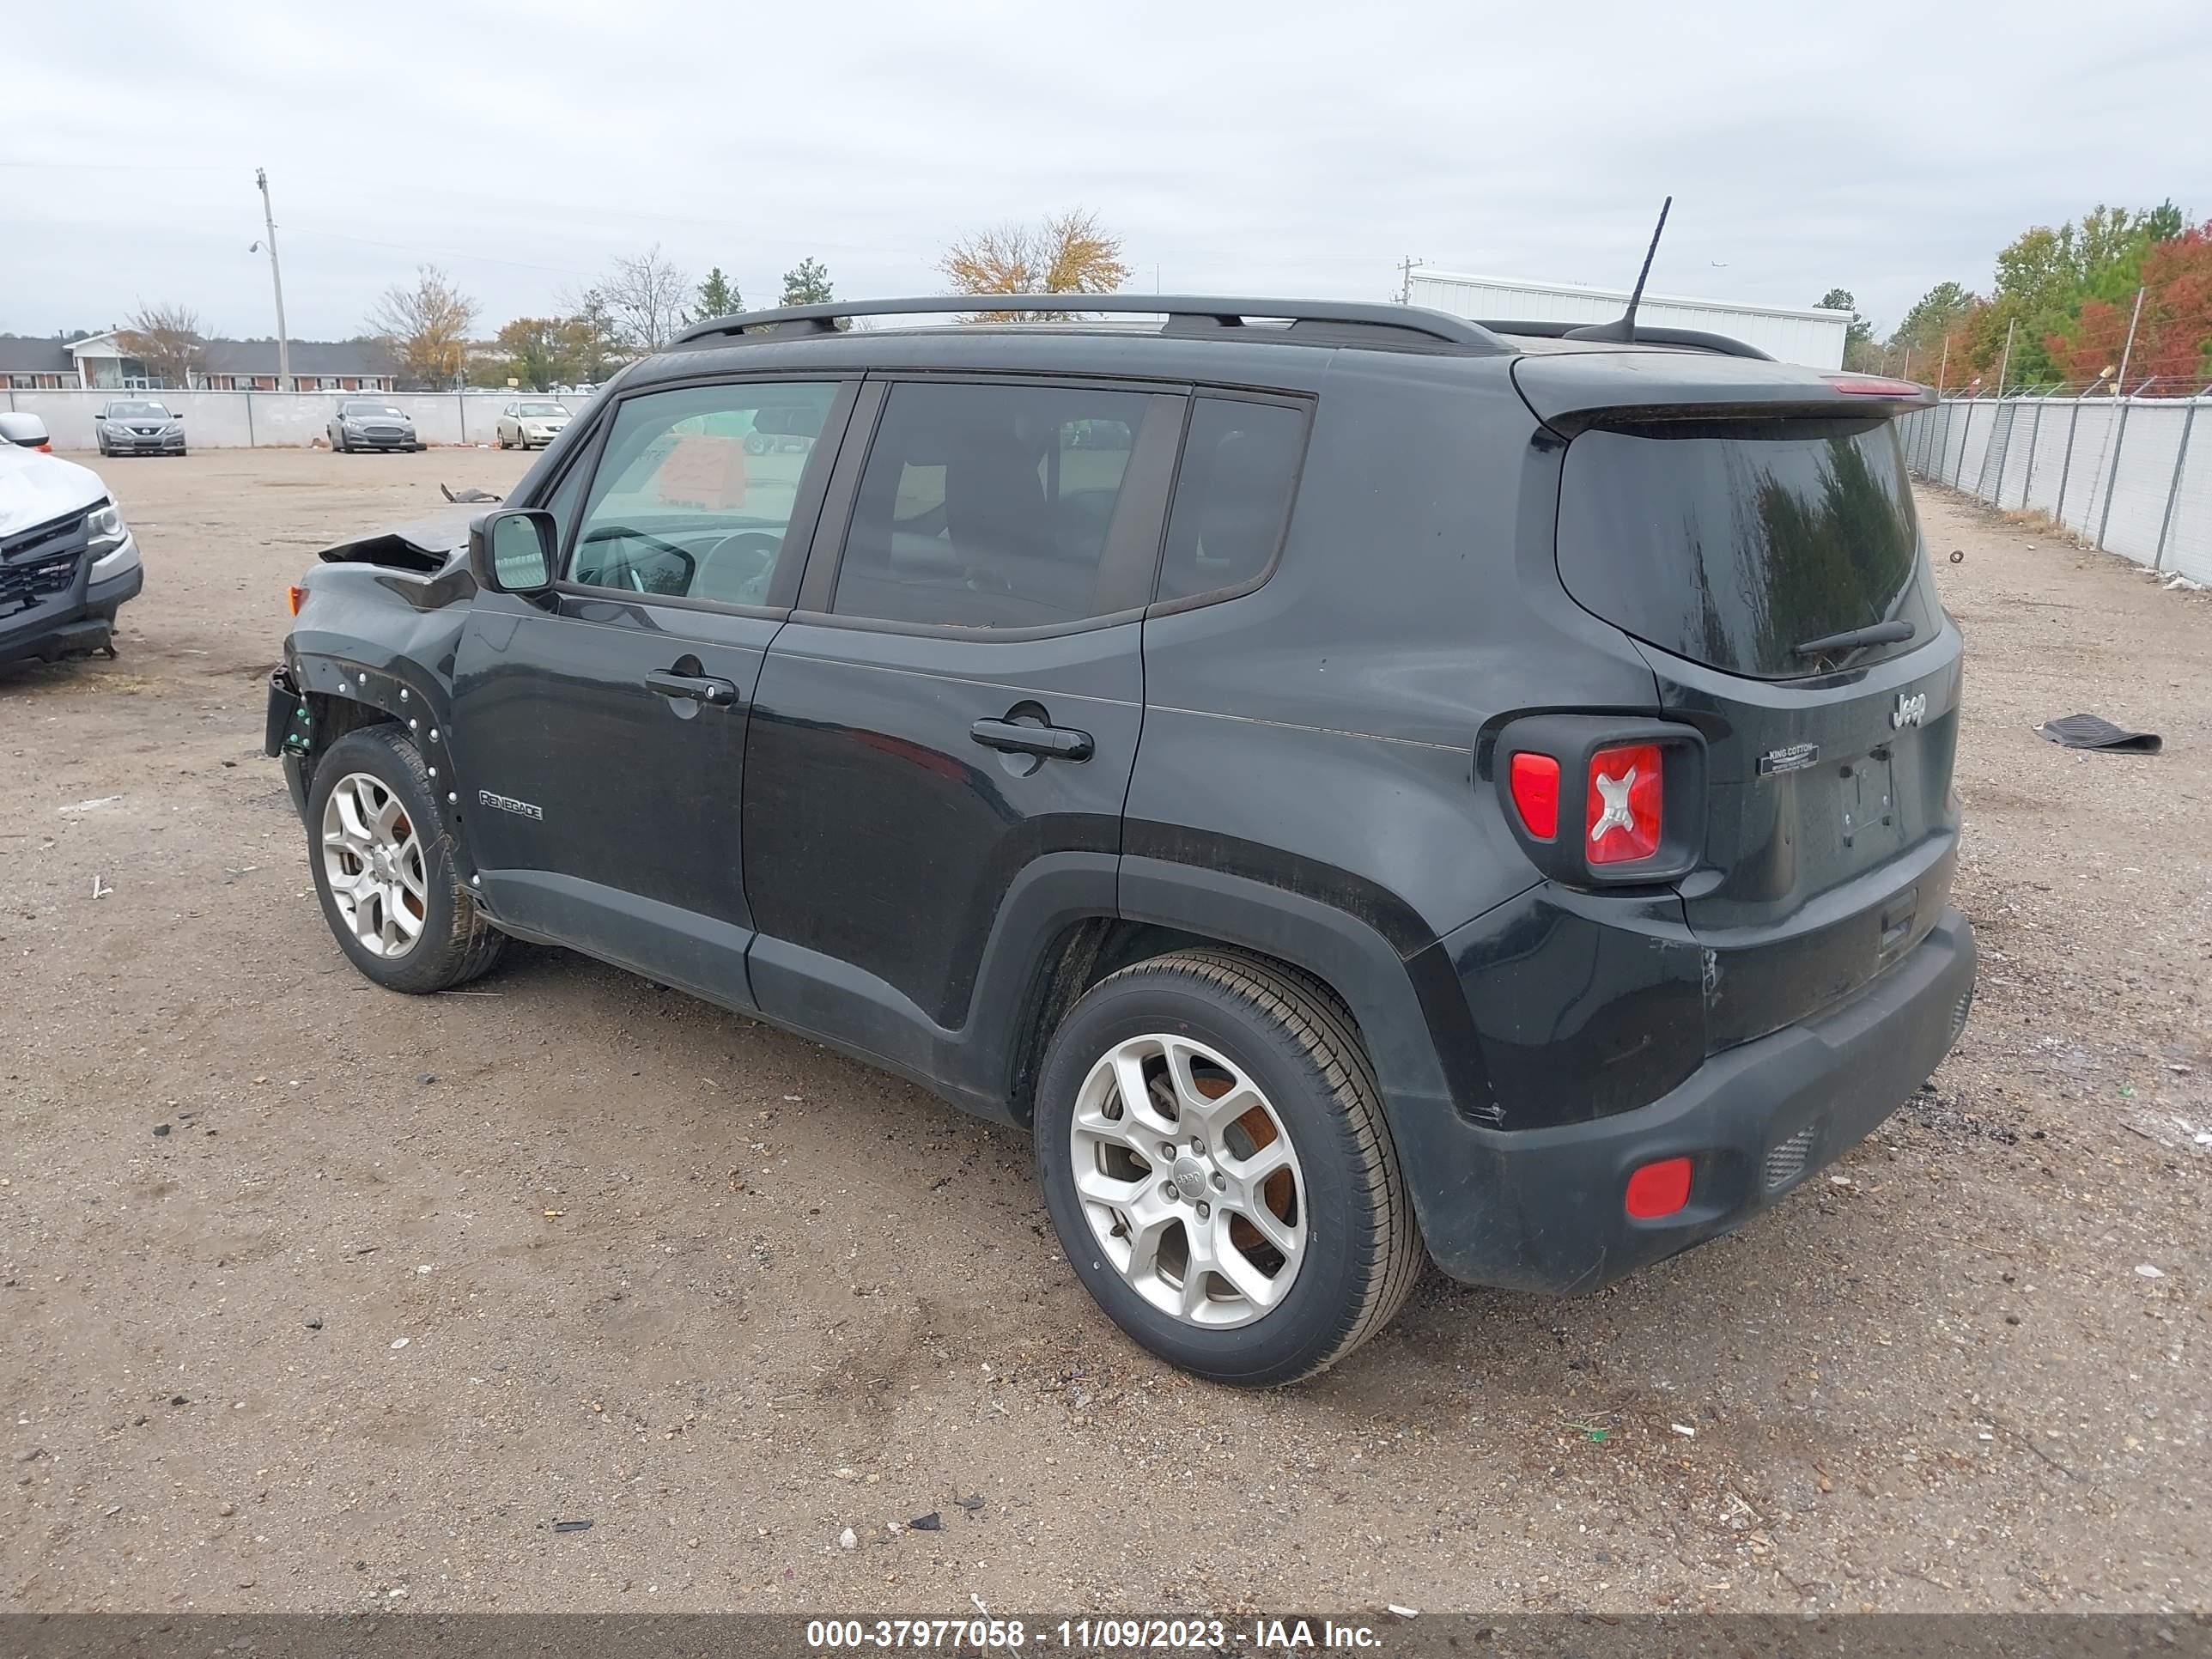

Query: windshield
(518, 401), (567, 417)
(108, 401), (168, 418)
(1555, 417), (1937, 679)
(343, 403), (404, 418)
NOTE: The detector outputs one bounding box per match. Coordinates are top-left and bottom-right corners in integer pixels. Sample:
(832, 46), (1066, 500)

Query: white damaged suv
(0, 414), (143, 667)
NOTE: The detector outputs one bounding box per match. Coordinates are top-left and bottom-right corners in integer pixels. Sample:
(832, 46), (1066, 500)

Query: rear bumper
(1401, 908), (1976, 1292)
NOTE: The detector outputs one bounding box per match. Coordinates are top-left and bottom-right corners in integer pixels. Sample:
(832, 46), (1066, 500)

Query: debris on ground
(2036, 714), (2161, 752)
(838, 1527), (858, 1550)
(552, 1519), (593, 1534)
(909, 1512), (943, 1532)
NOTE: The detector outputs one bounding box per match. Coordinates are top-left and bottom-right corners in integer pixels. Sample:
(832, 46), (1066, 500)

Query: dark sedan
(328, 400), (422, 453)
(94, 399), (187, 457)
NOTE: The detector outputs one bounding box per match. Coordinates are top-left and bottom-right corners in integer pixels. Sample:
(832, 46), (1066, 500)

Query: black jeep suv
(266, 295), (1974, 1385)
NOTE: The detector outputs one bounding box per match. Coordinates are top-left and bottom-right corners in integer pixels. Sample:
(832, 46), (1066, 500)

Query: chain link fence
(1900, 392), (2212, 587)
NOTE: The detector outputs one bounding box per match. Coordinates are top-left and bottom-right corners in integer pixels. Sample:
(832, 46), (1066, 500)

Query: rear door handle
(645, 670), (741, 707)
(969, 717), (1093, 762)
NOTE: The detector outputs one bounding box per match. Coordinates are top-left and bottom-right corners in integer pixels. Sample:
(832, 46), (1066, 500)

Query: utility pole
(255, 167), (291, 391)
(1936, 337), (1949, 396)
(1992, 318), (2015, 400)
(1397, 256), (1422, 305)
(2113, 283), (2146, 397)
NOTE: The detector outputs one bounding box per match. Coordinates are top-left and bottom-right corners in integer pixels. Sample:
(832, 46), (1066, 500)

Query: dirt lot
(3, 448), (2207, 1616)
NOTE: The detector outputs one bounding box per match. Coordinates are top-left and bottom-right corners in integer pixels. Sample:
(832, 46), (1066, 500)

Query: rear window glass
(1556, 418), (1936, 679)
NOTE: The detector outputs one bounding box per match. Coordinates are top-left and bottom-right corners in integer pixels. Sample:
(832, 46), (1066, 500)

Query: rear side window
(1556, 418), (1937, 679)
(833, 381), (1165, 629)
(1156, 398), (1305, 604)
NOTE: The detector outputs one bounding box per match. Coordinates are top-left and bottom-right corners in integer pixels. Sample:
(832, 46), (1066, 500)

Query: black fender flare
(283, 635), (473, 875)
(1113, 854), (1489, 1137)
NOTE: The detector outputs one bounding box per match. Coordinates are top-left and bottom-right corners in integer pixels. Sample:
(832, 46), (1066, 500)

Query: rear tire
(1033, 950), (1420, 1386)
(305, 726), (503, 994)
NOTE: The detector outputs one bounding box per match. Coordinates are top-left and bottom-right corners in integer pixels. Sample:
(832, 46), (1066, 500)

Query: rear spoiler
(1512, 352), (1936, 437)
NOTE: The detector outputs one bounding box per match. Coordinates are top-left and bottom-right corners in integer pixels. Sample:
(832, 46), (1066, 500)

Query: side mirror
(468, 508), (558, 595)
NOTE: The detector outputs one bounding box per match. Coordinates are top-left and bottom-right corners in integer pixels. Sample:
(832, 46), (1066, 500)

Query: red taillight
(1625, 1156), (1692, 1219)
(36, 441), (52, 453)
(1508, 752), (1560, 840)
(1585, 742), (1662, 864)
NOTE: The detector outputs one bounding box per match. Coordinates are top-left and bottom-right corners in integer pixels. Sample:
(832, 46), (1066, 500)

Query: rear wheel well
(1006, 919), (1366, 1127)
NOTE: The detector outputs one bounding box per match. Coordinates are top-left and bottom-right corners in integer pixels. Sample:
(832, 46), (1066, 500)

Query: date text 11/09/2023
(805, 1618), (1387, 1651)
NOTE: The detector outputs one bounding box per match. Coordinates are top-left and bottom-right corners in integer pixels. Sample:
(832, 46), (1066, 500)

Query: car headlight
(85, 501), (126, 553)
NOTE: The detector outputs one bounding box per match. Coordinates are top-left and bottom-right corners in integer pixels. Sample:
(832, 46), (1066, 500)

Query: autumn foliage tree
(939, 210), (1130, 319)
(367, 265), (478, 388)
(1894, 201), (2207, 393)
(2045, 224), (2212, 387)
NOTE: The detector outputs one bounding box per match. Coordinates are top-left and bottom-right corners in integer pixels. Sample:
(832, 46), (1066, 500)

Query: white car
(495, 399), (573, 451)
(1, 438), (143, 666)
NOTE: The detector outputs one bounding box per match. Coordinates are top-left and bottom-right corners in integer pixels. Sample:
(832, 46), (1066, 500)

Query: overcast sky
(8, 0), (2207, 344)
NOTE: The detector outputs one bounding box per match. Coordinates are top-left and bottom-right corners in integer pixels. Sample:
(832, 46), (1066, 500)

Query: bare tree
(119, 303), (205, 388)
(366, 265), (479, 388)
(586, 246), (693, 354)
(938, 210), (1131, 320)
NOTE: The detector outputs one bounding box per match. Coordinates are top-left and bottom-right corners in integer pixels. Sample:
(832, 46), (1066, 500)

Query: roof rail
(1473, 318), (1774, 362)
(673, 294), (1513, 355)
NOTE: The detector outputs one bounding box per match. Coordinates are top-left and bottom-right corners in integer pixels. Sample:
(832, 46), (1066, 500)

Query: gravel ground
(3, 450), (2206, 1616)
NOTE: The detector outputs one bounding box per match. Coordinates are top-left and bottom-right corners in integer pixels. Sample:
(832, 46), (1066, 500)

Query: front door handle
(970, 717), (1093, 762)
(646, 670), (741, 707)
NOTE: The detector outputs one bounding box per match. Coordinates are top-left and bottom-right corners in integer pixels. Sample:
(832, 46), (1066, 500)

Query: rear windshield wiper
(1793, 619), (1915, 659)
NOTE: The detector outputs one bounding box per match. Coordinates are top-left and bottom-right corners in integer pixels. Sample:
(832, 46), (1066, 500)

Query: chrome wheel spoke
(1110, 1050), (1181, 1143)
(386, 884), (425, 939)
(1228, 1190), (1299, 1258)
(1073, 1164), (1149, 1210)
(1208, 1222), (1282, 1311)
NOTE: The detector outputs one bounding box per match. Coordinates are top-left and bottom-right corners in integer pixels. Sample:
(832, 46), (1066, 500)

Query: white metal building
(1406, 270), (1852, 369)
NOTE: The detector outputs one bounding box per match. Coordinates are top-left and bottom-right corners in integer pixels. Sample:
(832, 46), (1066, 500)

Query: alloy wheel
(1067, 1033), (1308, 1328)
(319, 771), (428, 958)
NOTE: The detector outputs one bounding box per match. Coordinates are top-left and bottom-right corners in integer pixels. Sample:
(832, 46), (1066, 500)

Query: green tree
(1817, 288), (1881, 371)
(781, 257), (835, 308)
(1889, 282), (1978, 359)
(556, 291), (623, 384)
(695, 266), (740, 321)
(491, 316), (572, 391)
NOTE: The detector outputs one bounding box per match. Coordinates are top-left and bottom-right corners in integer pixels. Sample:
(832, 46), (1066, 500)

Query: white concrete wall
(2, 387), (579, 451)
(1408, 270), (1851, 368)
(1900, 396), (2212, 586)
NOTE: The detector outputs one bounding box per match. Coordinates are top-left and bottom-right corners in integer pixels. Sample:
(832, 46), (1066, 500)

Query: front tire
(305, 726), (503, 994)
(1034, 951), (1420, 1386)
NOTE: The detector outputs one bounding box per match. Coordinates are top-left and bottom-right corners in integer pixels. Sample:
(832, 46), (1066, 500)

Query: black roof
(0, 333), (392, 375)
(201, 338), (392, 375)
(0, 335), (76, 374)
